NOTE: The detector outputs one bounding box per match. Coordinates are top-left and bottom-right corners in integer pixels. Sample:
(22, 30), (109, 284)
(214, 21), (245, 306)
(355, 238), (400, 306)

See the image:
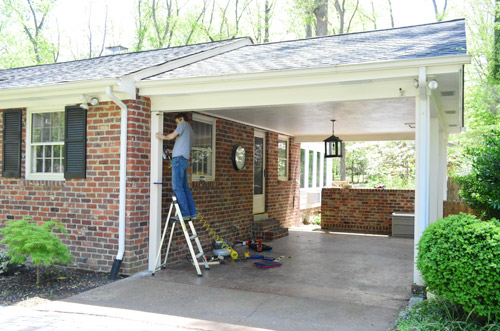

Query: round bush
(417, 213), (500, 318)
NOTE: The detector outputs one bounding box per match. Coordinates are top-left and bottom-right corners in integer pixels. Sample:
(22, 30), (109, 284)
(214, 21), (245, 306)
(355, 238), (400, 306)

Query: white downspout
(106, 86), (127, 279)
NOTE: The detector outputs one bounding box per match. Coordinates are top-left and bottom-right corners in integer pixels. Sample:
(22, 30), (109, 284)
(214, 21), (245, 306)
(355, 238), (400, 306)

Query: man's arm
(156, 131), (179, 140)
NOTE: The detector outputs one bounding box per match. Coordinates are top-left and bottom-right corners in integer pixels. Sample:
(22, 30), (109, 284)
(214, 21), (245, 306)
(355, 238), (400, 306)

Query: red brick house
(0, 20), (469, 283)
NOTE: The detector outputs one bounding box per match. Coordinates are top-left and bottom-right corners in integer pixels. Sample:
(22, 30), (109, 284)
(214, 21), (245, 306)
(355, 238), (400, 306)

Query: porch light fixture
(427, 80), (439, 90)
(324, 120), (343, 158)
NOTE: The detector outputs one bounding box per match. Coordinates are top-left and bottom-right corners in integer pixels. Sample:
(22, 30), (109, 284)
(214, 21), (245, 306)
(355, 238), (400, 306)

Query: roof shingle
(149, 19), (466, 80)
(0, 39), (245, 90)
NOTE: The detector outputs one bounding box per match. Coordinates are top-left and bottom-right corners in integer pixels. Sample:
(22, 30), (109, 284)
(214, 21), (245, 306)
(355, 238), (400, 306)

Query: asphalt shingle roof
(149, 19), (466, 80)
(0, 38), (245, 90)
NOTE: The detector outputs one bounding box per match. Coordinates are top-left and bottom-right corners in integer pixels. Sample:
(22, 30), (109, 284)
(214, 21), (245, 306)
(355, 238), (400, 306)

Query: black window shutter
(64, 106), (87, 179)
(2, 109), (22, 178)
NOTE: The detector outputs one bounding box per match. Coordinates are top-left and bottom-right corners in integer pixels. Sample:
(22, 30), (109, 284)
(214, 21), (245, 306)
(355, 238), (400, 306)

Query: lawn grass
(395, 297), (500, 331)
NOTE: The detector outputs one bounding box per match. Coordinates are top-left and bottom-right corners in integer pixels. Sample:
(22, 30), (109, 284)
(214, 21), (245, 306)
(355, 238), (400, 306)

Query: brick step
(261, 227), (289, 241)
(252, 218), (280, 232)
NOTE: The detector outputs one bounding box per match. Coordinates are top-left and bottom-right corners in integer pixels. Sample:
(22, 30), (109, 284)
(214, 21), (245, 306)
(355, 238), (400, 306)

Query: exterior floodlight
(89, 97), (99, 106)
(324, 120), (343, 158)
(427, 80), (439, 90)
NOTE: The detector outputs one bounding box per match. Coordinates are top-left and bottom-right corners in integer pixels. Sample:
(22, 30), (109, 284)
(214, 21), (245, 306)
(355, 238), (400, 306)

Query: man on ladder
(155, 113), (197, 221)
(154, 113), (209, 276)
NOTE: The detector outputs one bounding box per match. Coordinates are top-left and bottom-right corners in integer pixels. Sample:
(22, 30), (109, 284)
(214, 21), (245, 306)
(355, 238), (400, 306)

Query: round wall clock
(232, 145), (246, 170)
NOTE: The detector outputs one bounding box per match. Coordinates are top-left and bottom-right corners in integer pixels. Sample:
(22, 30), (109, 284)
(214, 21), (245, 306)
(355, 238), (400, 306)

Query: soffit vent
(444, 110), (456, 115)
(440, 91), (455, 97)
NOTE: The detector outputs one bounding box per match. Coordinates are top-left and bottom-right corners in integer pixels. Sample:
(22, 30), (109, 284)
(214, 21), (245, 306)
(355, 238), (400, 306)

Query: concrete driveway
(1, 228), (413, 330)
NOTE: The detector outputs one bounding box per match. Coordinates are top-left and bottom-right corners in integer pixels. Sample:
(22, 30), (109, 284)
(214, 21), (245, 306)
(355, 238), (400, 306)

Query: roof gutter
(106, 86), (127, 280)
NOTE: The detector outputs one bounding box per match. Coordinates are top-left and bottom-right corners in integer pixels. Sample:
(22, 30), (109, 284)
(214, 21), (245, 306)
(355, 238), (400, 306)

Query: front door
(253, 131), (266, 214)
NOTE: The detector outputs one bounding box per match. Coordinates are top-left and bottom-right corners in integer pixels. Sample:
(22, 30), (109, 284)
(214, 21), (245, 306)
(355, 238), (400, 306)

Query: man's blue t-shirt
(172, 121), (194, 159)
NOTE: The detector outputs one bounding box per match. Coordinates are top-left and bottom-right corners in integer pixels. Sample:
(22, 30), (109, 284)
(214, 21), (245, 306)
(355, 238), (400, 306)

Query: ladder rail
(153, 194), (209, 277)
(152, 202), (174, 274)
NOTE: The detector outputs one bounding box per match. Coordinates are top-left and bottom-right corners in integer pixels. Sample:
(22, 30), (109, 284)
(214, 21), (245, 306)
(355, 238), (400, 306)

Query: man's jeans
(172, 157), (197, 218)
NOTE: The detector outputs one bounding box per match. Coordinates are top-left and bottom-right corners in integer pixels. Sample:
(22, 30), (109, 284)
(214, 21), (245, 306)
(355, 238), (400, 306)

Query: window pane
(53, 145), (60, 157)
(44, 145), (52, 157)
(278, 140), (287, 159)
(33, 112), (64, 143)
(308, 151), (313, 187)
(316, 152), (320, 187)
(278, 159), (286, 178)
(192, 150), (212, 177)
(54, 159), (64, 173)
(36, 159), (43, 172)
(254, 137), (264, 195)
(193, 121), (212, 149)
(300, 149), (305, 188)
(44, 159), (52, 173)
(32, 128), (41, 143)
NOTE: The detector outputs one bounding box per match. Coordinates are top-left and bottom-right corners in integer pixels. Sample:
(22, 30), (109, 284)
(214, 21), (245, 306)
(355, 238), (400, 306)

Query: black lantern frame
(324, 120), (343, 158)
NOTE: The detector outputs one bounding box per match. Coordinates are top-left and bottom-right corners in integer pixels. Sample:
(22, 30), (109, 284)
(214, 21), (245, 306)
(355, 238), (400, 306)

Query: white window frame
(26, 107), (65, 181)
(191, 114), (216, 182)
(278, 135), (289, 181)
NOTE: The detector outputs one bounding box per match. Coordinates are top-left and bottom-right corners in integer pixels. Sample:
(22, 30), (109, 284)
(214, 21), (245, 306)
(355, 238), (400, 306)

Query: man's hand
(155, 132), (164, 140)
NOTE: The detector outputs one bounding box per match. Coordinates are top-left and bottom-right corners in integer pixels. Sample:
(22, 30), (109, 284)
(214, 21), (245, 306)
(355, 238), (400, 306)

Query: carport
(58, 228), (413, 330)
(139, 19), (469, 285)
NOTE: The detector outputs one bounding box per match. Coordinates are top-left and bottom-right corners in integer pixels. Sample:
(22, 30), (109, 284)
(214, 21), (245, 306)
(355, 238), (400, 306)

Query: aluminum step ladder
(152, 194), (209, 277)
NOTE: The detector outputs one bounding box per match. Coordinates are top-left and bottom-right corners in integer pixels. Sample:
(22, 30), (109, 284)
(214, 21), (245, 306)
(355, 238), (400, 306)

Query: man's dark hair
(175, 113), (188, 121)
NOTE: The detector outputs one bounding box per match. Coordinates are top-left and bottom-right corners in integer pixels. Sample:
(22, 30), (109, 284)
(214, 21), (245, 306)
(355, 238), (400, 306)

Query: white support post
(438, 131), (448, 219)
(429, 117), (440, 224)
(414, 67), (431, 285)
(149, 112), (164, 271)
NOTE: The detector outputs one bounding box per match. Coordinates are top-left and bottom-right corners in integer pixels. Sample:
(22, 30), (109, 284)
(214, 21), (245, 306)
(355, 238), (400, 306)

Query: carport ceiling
(201, 97), (416, 142)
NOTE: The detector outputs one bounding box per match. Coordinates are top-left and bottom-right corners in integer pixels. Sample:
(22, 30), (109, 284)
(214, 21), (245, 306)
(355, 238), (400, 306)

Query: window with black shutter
(64, 106), (87, 179)
(2, 109), (22, 178)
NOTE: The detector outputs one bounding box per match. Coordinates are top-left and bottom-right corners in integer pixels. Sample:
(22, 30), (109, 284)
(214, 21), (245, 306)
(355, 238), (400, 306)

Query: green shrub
(417, 213), (500, 319)
(396, 297), (500, 330)
(0, 249), (22, 275)
(454, 130), (500, 220)
(0, 217), (72, 283)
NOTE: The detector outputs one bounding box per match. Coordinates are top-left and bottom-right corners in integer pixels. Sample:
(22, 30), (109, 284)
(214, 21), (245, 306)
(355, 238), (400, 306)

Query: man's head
(175, 113), (188, 125)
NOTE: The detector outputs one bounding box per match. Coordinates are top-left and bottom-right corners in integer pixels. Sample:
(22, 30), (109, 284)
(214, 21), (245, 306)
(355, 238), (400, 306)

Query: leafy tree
(2, 0), (58, 65)
(454, 131), (500, 220)
(0, 218), (72, 283)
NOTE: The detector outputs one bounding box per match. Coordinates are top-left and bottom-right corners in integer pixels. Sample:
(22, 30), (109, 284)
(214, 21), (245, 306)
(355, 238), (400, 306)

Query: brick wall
(1, 104), (300, 274)
(157, 114), (301, 262)
(0, 97), (151, 275)
(321, 188), (415, 235)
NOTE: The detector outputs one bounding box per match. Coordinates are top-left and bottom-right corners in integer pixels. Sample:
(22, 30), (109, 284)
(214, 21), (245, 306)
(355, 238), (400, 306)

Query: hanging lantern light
(324, 120), (343, 158)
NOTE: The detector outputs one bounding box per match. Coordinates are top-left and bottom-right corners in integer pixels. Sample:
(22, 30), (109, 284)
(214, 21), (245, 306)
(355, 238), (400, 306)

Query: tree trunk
(314, 0), (328, 36)
(387, 0), (395, 28)
(334, 0), (345, 34)
(492, 0), (500, 82)
(264, 0), (271, 42)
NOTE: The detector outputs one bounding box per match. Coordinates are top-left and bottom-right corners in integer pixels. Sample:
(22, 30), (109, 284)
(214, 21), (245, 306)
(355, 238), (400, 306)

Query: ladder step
(195, 252), (204, 259)
(190, 234), (198, 240)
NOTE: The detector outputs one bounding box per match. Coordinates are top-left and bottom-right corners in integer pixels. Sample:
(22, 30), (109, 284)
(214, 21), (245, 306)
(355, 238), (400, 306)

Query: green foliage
(417, 214), (500, 318)
(0, 217), (72, 268)
(0, 249), (22, 275)
(396, 297), (500, 330)
(454, 131), (500, 220)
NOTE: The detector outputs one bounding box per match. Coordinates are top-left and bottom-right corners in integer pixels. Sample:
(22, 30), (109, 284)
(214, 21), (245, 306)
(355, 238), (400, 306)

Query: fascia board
(0, 79), (119, 101)
(137, 54), (471, 94)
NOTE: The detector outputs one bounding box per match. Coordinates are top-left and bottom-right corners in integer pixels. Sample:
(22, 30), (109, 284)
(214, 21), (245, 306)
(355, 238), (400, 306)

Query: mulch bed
(0, 265), (118, 306)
